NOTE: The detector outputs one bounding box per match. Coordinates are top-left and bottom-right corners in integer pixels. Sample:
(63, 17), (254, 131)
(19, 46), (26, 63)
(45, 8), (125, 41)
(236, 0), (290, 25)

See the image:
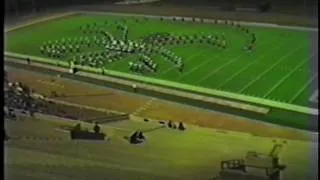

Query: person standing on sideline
(93, 122), (101, 134)
(132, 84), (137, 93)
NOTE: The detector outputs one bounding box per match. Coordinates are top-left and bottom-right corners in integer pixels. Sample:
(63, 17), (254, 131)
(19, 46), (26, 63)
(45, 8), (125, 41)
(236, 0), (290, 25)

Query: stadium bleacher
(4, 79), (119, 121)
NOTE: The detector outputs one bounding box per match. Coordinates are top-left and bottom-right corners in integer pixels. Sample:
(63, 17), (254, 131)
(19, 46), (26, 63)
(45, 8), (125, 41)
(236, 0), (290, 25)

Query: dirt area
(7, 68), (148, 113)
(138, 100), (313, 140)
(6, 67), (314, 142)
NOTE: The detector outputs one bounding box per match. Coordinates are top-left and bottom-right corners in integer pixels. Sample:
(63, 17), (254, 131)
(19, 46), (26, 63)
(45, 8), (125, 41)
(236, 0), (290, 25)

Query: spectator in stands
(73, 123), (82, 132)
(130, 131), (139, 144)
(29, 108), (34, 117)
(172, 123), (177, 129)
(138, 131), (145, 140)
(4, 129), (9, 141)
(4, 71), (8, 85)
(178, 122), (186, 131)
(93, 122), (101, 134)
(132, 84), (137, 93)
(168, 120), (173, 128)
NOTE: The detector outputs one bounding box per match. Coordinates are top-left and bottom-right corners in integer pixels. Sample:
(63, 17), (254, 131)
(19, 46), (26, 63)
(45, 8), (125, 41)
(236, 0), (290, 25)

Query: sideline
(80, 11), (318, 32)
(5, 54), (319, 116)
(6, 65), (319, 140)
(4, 10), (318, 34)
(4, 12), (77, 33)
(5, 57), (271, 115)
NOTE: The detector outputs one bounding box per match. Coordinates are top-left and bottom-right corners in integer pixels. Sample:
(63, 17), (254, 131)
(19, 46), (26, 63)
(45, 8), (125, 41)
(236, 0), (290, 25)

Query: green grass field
(5, 115), (317, 180)
(5, 13), (317, 109)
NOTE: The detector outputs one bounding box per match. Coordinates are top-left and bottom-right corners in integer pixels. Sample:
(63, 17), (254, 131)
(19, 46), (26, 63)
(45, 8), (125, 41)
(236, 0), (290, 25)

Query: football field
(5, 12), (318, 109)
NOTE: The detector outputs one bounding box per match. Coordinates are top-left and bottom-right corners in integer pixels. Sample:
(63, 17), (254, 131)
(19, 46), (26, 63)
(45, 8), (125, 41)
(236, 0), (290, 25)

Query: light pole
(31, 0), (36, 13)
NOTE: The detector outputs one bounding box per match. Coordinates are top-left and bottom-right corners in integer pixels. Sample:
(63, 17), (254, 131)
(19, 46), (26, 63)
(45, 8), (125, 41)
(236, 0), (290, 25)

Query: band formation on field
(39, 18), (256, 75)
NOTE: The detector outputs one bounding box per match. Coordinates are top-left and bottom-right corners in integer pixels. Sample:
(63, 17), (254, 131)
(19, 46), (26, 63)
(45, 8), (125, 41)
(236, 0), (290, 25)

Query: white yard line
(132, 97), (155, 115)
(197, 54), (242, 83)
(37, 80), (65, 89)
(197, 36), (286, 84)
(309, 89), (319, 102)
(177, 51), (224, 80)
(262, 54), (314, 99)
(239, 45), (304, 93)
(289, 74), (318, 103)
(196, 29), (295, 85)
(162, 27), (283, 80)
(216, 41), (289, 89)
(5, 12), (76, 32)
(158, 48), (207, 76)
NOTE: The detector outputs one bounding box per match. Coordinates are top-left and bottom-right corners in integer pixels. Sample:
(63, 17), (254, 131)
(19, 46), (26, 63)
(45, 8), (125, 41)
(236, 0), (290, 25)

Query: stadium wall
(4, 1), (318, 27)
(83, 4), (318, 27)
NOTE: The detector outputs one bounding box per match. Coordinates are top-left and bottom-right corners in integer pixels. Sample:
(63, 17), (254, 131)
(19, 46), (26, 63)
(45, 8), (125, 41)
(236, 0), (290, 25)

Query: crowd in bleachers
(4, 75), (109, 121)
(4, 81), (75, 119)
